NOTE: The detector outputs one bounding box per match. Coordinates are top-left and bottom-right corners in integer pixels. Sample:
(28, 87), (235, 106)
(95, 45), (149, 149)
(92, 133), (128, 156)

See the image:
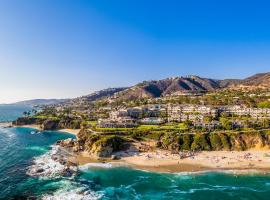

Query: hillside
(63, 87), (127, 107)
(241, 72), (270, 87)
(222, 72), (270, 90)
(55, 72), (270, 107)
(114, 76), (221, 100)
(13, 99), (68, 106)
(115, 73), (270, 100)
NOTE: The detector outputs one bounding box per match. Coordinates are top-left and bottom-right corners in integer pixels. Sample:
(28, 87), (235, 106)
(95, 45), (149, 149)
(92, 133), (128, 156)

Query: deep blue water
(0, 104), (32, 122)
(1, 107), (270, 199)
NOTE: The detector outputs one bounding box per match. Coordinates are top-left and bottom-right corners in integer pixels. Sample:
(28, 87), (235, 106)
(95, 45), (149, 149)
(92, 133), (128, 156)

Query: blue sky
(0, 0), (270, 103)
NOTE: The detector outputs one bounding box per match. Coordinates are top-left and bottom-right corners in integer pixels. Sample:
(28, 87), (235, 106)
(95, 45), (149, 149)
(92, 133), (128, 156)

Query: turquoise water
(1, 108), (270, 199)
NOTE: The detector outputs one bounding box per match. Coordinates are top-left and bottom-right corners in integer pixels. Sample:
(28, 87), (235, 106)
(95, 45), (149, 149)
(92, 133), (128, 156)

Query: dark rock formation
(41, 119), (60, 130)
(60, 129), (129, 157)
(12, 117), (44, 126)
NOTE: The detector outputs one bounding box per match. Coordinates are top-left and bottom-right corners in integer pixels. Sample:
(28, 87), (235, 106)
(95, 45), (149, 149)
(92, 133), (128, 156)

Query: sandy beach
(57, 129), (80, 135)
(118, 150), (270, 173)
(3, 123), (270, 173)
(73, 142), (270, 173)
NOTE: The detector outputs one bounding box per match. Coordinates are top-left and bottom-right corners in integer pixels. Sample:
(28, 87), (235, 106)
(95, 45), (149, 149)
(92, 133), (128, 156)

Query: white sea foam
(174, 169), (265, 176)
(42, 190), (102, 200)
(79, 163), (113, 171)
(30, 130), (42, 135)
(25, 146), (47, 152)
(220, 169), (264, 175)
(42, 185), (102, 200)
(41, 179), (102, 200)
(27, 145), (77, 178)
(0, 127), (16, 138)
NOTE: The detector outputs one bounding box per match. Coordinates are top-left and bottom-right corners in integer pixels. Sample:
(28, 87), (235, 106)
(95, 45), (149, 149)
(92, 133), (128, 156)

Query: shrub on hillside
(219, 133), (231, 150)
(178, 134), (193, 151)
(209, 133), (223, 150)
(191, 134), (211, 151)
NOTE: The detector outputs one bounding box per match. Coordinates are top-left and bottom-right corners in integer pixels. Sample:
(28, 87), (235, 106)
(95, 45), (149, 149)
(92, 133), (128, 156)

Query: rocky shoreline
(9, 118), (270, 173)
(56, 134), (270, 173)
(27, 144), (79, 178)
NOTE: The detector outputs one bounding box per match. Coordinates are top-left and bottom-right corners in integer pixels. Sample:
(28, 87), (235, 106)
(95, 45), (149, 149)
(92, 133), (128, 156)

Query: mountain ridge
(110, 72), (270, 101)
(12, 99), (68, 106)
(6, 72), (269, 107)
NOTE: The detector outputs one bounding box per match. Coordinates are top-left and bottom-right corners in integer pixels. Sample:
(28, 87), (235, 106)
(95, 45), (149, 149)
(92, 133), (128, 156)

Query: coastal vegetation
(11, 73), (270, 158)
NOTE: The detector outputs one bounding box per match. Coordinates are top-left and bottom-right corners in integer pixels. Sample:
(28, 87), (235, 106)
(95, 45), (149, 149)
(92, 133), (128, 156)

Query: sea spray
(41, 188), (103, 200)
(40, 179), (103, 200)
(27, 145), (78, 178)
(2, 126), (270, 199)
(79, 163), (113, 171)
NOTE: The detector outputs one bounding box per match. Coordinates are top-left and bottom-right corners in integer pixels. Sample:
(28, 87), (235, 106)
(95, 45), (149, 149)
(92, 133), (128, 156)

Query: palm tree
(23, 111), (27, 117)
(32, 109), (37, 115)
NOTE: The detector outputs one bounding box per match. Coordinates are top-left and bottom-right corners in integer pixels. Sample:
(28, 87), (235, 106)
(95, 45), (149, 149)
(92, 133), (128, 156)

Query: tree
(191, 134), (211, 151)
(203, 116), (212, 123)
(220, 117), (232, 130)
(183, 120), (192, 129)
(23, 111), (31, 117)
(23, 111), (28, 117)
(32, 109), (37, 115)
(209, 133), (222, 150)
(178, 134), (193, 150)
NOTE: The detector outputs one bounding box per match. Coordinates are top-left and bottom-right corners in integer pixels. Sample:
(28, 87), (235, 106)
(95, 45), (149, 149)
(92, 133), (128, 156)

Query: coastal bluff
(59, 129), (270, 159)
(58, 129), (129, 158)
(12, 117), (81, 131)
(12, 117), (270, 159)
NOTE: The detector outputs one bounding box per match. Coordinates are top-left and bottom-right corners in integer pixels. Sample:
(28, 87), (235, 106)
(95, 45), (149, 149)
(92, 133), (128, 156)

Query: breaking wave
(41, 186), (102, 200)
(27, 145), (77, 178)
(79, 163), (113, 171)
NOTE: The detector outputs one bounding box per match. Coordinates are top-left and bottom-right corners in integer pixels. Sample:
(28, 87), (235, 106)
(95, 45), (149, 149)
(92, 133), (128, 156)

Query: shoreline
(0, 122), (13, 127)
(1, 123), (80, 136)
(71, 149), (270, 173)
(3, 122), (270, 174)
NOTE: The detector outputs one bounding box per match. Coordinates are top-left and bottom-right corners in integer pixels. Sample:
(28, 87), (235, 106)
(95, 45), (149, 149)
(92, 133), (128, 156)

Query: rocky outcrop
(27, 145), (78, 178)
(57, 138), (83, 152)
(12, 117), (44, 126)
(60, 129), (129, 157)
(57, 138), (76, 148)
(230, 133), (269, 150)
(90, 135), (128, 157)
(58, 117), (81, 129)
(13, 116), (82, 131)
(41, 119), (60, 130)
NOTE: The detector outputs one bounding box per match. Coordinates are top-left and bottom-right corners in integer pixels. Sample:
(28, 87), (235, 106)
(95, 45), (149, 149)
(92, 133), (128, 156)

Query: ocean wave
(0, 127), (16, 138)
(27, 145), (77, 178)
(41, 183), (103, 200)
(79, 163), (113, 171)
(173, 169), (267, 177)
(25, 146), (48, 152)
(174, 170), (212, 176)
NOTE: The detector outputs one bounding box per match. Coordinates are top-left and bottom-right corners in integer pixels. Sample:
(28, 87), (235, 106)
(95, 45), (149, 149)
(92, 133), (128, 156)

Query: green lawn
(87, 120), (98, 126)
(34, 115), (59, 120)
(94, 127), (134, 132)
(94, 123), (189, 132)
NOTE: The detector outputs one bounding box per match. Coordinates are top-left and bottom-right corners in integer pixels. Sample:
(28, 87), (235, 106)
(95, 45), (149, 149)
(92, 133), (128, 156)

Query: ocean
(1, 106), (270, 199)
(0, 104), (32, 122)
